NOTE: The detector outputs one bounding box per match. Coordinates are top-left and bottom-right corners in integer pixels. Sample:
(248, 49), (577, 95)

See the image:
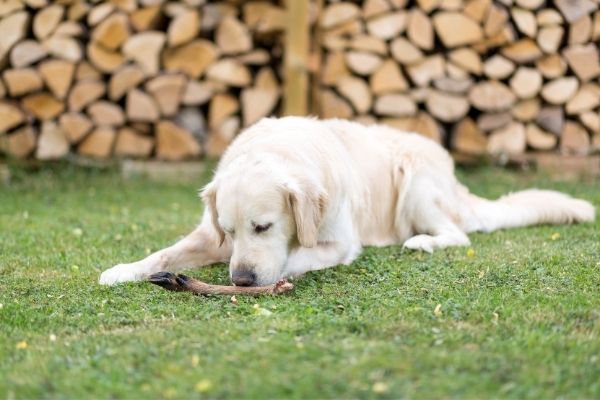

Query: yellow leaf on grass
(551, 232), (560, 240)
(434, 304), (442, 317)
(372, 381), (389, 394)
(467, 248), (475, 257)
(195, 379), (213, 393)
(16, 341), (28, 349)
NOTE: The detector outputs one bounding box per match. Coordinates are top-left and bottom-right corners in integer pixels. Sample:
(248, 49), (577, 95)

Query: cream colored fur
(99, 117), (595, 286)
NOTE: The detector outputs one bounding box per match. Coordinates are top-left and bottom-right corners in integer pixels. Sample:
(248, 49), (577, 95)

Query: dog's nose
(231, 270), (256, 286)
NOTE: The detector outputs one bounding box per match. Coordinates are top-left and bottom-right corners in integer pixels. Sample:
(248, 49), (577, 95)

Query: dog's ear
(286, 179), (328, 248)
(200, 181), (225, 247)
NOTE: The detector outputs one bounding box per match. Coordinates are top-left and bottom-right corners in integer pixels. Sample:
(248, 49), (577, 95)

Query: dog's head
(201, 158), (327, 286)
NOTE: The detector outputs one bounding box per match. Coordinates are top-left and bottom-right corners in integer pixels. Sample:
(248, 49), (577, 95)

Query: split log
(477, 112), (512, 131)
(413, 112), (443, 143)
(149, 272), (293, 296)
(241, 88), (279, 126)
(537, 9), (563, 26)
(363, 0), (391, 19)
(205, 116), (239, 157)
(237, 49), (271, 65)
(483, 55), (515, 79)
(155, 120), (201, 160)
(320, 89), (353, 119)
(405, 55), (445, 86)
(42, 36), (82, 62)
(350, 35), (387, 55)
(78, 126), (116, 158)
(255, 68), (279, 92)
(568, 14), (592, 45)
(59, 112), (93, 143)
(114, 127), (153, 158)
(536, 54), (567, 78)
(126, 88), (160, 122)
(0, 11), (30, 63)
(560, 121), (590, 155)
(433, 77), (473, 93)
(87, 3), (114, 27)
(36, 121), (69, 160)
(500, 39), (542, 63)
(374, 94), (417, 117)
(487, 122), (527, 155)
(168, 9), (200, 47)
(145, 74), (186, 117)
(3, 68), (43, 96)
(0, 102), (25, 133)
(87, 101), (125, 126)
(38, 59), (75, 100)
(163, 40), (218, 78)
(92, 12), (130, 50)
(2, 126), (36, 158)
(370, 59), (409, 94)
(448, 48), (482, 75)
(468, 81), (516, 111)
(565, 85), (600, 114)
(69, 81), (106, 112)
(526, 123), (557, 150)
(122, 31), (166, 75)
(108, 64), (145, 101)
(216, 16), (251, 55)
(433, 12), (483, 47)
(425, 90), (469, 122)
(512, 98), (540, 122)
(516, 0), (544, 9)
(536, 106), (564, 135)
(206, 59), (251, 87)
(509, 67), (542, 99)
(366, 12), (407, 40)
(182, 81), (218, 106)
(452, 118), (488, 155)
(390, 37), (424, 65)
(321, 2), (360, 29)
(22, 92), (64, 120)
(537, 26), (563, 54)
(10, 40), (47, 67)
(579, 112), (600, 133)
(335, 76), (372, 114)
(209, 93), (239, 129)
(130, 5), (162, 32)
(464, 0), (491, 22)
(345, 51), (382, 76)
(541, 77), (579, 104)
(408, 8), (433, 50)
(511, 7), (537, 38)
(67, 2), (90, 22)
(87, 42), (125, 73)
(484, 5), (508, 37)
(322, 51), (351, 85)
(76, 61), (102, 81)
(562, 44), (600, 82)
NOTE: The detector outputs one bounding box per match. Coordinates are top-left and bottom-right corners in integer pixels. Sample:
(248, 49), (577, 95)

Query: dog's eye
(254, 223), (272, 234)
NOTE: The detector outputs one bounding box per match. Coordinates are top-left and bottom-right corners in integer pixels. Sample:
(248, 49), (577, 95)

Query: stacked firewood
(0, 0), (284, 160)
(317, 0), (600, 157)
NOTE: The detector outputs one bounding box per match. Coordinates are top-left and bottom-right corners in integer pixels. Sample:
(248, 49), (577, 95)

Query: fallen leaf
(16, 341), (28, 349)
(467, 248), (475, 257)
(372, 382), (389, 394)
(551, 232), (560, 241)
(230, 295), (238, 305)
(191, 355), (200, 367)
(49, 334), (57, 342)
(72, 228), (83, 236)
(195, 379), (212, 393)
(434, 303), (442, 317)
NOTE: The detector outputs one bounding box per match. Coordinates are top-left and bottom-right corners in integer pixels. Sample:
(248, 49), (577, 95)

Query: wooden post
(284, 0), (309, 116)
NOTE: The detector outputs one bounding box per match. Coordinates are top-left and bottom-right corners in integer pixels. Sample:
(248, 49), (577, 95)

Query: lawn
(1, 164), (599, 399)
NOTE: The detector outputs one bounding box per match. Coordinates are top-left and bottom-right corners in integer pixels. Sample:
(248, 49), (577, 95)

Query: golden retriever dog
(99, 117), (595, 286)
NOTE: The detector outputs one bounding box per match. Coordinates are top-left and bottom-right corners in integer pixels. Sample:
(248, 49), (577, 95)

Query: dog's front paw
(99, 263), (145, 285)
(403, 235), (435, 253)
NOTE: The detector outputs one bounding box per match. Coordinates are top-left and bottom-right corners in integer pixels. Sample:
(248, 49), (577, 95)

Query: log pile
(318, 0), (600, 157)
(0, 0), (285, 160)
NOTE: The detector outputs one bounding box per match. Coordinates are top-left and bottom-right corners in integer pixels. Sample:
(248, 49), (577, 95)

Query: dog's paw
(99, 263), (145, 285)
(403, 235), (435, 253)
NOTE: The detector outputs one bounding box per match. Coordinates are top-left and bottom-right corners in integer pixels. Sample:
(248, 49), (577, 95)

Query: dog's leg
(99, 217), (231, 285)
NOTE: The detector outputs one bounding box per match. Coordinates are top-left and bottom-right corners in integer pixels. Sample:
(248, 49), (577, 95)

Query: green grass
(1, 164), (599, 399)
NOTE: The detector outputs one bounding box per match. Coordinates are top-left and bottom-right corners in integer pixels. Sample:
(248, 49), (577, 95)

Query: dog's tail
(462, 188), (595, 233)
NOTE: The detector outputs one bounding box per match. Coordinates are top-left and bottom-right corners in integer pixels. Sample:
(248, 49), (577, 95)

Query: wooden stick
(148, 272), (294, 296)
